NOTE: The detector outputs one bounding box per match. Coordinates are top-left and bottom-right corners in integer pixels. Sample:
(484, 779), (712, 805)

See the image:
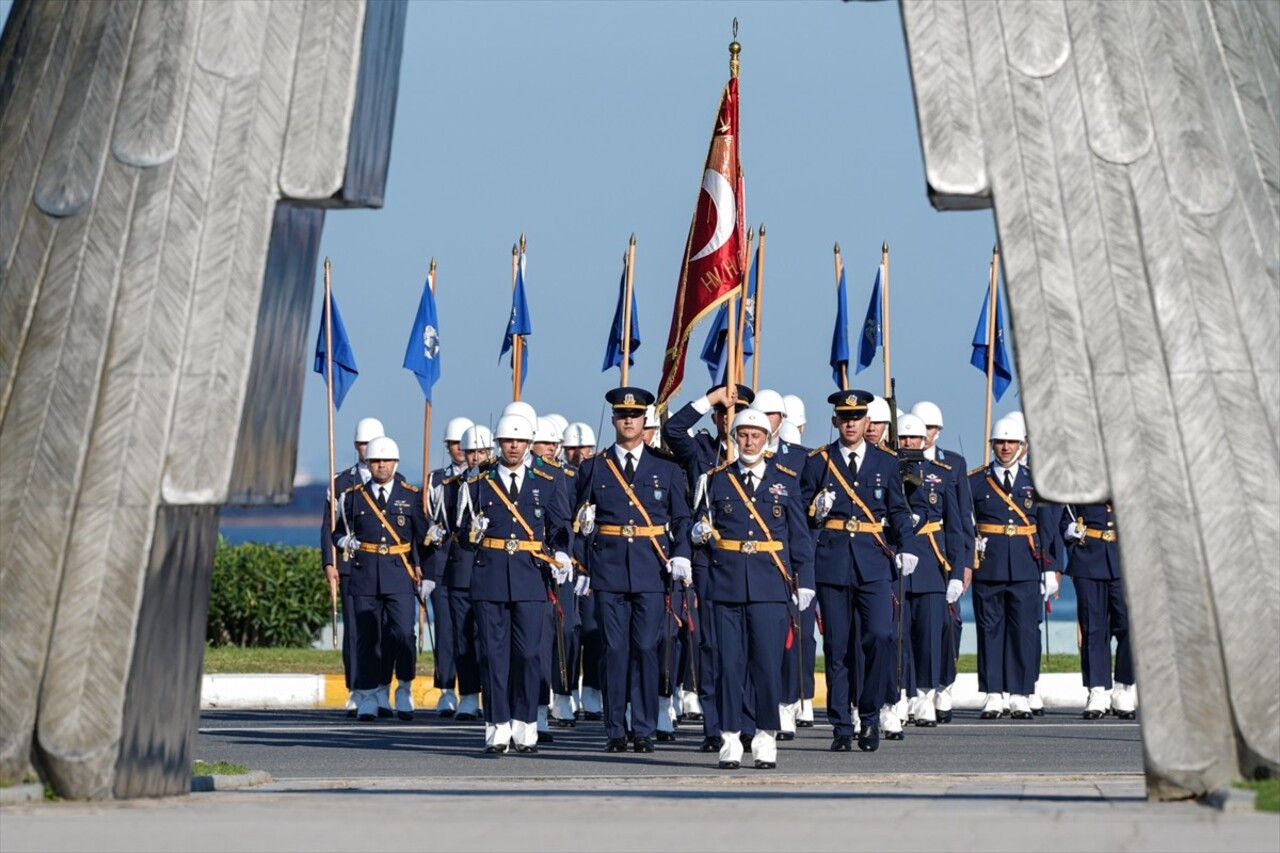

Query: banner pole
(622, 234), (636, 386)
(751, 224), (766, 392)
(881, 241), (891, 399)
(324, 258), (339, 650)
(983, 245), (999, 465)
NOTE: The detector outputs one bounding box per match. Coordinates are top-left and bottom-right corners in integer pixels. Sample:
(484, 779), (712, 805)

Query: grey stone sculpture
(901, 0), (1279, 799)
(0, 0), (405, 799)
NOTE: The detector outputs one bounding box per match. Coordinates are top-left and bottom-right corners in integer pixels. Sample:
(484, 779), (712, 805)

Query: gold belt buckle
(742, 540), (758, 555)
(1101, 530), (1115, 542)
(844, 518), (858, 534)
(377, 543), (390, 555)
(1004, 523), (1017, 537)
(621, 524), (636, 539)
(504, 538), (519, 555)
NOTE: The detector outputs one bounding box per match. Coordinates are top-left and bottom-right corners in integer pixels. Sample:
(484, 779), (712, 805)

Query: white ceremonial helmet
(991, 417), (1027, 443)
(778, 419), (803, 446)
(731, 408), (773, 435)
(460, 425), (492, 452)
(444, 416), (475, 443)
(544, 413), (570, 435)
(910, 401), (944, 428)
(867, 396), (892, 423)
(534, 416), (563, 444)
(1006, 410), (1026, 426)
(365, 436), (400, 460)
(502, 401), (538, 432)
(563, 422), (596, 447)
(495, 414), (534, 441)
(644, 405), (661, 430)
(749, 388), (787, 416)
(782, 394), (807, 426)
(354, 417), (385, 443)
(897, 414), (928, 439)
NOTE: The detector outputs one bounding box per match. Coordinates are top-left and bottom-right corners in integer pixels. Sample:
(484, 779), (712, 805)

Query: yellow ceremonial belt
(357, 489), (417, 581)
(603, 456), (670, 564)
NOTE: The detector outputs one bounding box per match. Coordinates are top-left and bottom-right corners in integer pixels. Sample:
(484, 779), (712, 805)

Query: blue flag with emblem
(403, 276), (442, 401)
(601, 257), (640, 372)
(499, 252), (532, 384)
(313, 289), (358, 410)
(829, 263), (850, 389)
(855, 264), (882, 374)
(700, 245), (757, 383)
(971, 285), (1014, 401)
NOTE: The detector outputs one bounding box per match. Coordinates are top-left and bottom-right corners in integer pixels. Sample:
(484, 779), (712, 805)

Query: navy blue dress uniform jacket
(799, 442), (915, 584)
(968, 464), (1058, 582)
(459, 465), (572, 603)
(1061, 503), (1121, 580)
(902, 458), (965, 595)
(321, 463), (366, 573)
(934, 446), (976, 568)
(334, 473), (430, 597)
(573, 447), (692, 593)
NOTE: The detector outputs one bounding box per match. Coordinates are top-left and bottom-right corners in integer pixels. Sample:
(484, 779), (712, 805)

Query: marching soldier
(321, 416), (384, 716)
(662, 383), (754, 753)
(800, 390), (916, 752)
(576, 387), (692, 754)
(332, 436), (439, 721)
(456, 415), (573, 754)
(967, 417), (1058, 720)
(775, 415), (819, 733)
(692, 408), (814, 770)
(563, 422), (602, 719)
(428, 416), (474, 717)
(533, 417), (578, 734)
(1062, 502), (1135, 719)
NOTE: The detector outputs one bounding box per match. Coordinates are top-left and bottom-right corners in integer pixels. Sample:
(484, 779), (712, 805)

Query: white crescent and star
(689, 168), (736, 262)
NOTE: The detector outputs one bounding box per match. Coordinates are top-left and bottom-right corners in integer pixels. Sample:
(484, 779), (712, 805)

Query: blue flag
(829, 263), (850, 389)
(699, 247), (757, 383)
(313, 289), (358, 410)
(855, 264), (882, 374)
(403, 276), (442, 401)
(499, 252), (533, 385)
(971, 286), (1014, 401)
(601, 258), (641, 372)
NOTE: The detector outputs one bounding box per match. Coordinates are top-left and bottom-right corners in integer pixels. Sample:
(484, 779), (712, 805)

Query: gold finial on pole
(729, 18), (741, 78)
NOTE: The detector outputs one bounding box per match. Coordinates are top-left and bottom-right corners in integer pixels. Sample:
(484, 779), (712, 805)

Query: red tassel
(785, 622), (795, 650)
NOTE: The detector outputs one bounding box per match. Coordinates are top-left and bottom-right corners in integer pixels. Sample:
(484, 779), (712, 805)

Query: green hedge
(207, 539), (327, 647)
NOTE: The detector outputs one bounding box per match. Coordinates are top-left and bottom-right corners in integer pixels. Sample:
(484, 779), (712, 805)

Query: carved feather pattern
(997, 0), (1071, 79)
(1065, 0), (1152, 165)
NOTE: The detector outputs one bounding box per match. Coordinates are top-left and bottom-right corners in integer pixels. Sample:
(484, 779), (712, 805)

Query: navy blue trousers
(339, 575), (356, 690)
(939, 602), (963, 686)
(351, 592), (416, 690)
(539, 582), (580, 701)
(972, 579), (1041, 695)
(781, 603), (817, 704)
(430, 583), (455, 690)
(817, 579), (894, 736)
(474, 599), (544, 725)
(1073, 576), (1133, 688)
(446, 586), (482, 695)
(694, 572), (721, 737)
(596, 590), (664, 740)
(714, 601), (787, 733)
(578, 590), (602, 691)
(908, 592), (945, 692)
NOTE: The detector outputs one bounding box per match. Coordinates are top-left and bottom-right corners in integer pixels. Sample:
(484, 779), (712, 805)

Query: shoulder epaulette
(533, 468), (555, 481)
(763, 450), (775, 459)
(968, 465), (986, 477)
(808, 446), (826, 458)
(708, 460), (732, 475)
(443, 473), (462, 486)
(879, 446), (897, 457)
(342, 482), (363, 494)
(931, 459), (952, 472)
(563, 468), (576, 477)
(776, 463), (798, 478)
(538, 456), (564, 468)
(648, 445), (679, 463)
(466, 471), (487, 484)
(401, 482), (420, 493)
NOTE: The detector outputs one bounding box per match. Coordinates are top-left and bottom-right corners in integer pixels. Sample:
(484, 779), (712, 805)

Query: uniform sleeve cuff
(692, 396), (712, 415)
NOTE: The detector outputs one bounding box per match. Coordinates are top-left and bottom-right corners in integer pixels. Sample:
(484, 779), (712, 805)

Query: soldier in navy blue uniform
(426, 416), (474, 717)
(692, 409), (815, 770)
(321, 416), (383, 715)
(442, 424), (493, 721)
(799, 390), (917, 752)
(562, 422), (602, 719)
(455, 415), (573, 754)
(576, 387), (692, 754)
(332, 436), (439, 721)
(661, 383), (753, 753)
(1062, 502), (1135, 719)
(896, 415), (966, 727)
(967, 416), (1059, 720)
(531, 416), (577, 737)
(776, 416), (820, 735)
(910, 401), (974, 724)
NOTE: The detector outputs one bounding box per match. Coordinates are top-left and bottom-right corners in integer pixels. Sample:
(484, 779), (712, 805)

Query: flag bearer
(443, 425), (493, 721)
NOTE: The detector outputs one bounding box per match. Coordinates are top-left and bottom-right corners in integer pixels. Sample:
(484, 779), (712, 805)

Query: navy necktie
(376, 486), (387, 509)
(1003, 470), (1014, 493)
(508, 471), (519, 500)
(624, 452), (636, 483)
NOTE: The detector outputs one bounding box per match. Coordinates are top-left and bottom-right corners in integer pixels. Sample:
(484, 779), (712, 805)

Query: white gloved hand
(813, 488), (836, 521)
(974, 536), (987, 556)
(577, 503), (596, 536)
(896, 552), (919, 576)
(552, 551), (573, 585)
(417, 578), (436, 603)
(691, 519), (715, 546)
(426, 523), (447, 546)
(1065, 522), (1084, 542)
(337, 534), (361, 551)
(574, 574), (591, 597)
(911, 513), (921, 526)
(946, 578), (964, 604)
(1042, 571), (1060, 600)
(667, 556), (693, 583)
(796, 587), (816, 612)
(469, 514), (489, 538)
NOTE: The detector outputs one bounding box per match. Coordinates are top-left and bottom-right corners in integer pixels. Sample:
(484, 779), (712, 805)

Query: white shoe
(376, 683), (392, 712)
(908, 690), (926, 721)
(915, 690), (937, 726)
(1112, 682), (1137, 718)
(356, 691), (378, 720)
(551, 693), (575, 723)
(485, 721), (512, 750)
(1083, 686), (1108, 719)
(394, 681), (414, 719)
(682, 691), (704, 717)
(537, 705), (551, 733)
(657, 698), (675, 734)
(435, 688), (457, 715)
(343, 693), (358, 712)
(778, 701), (798, 736)
(980, 692), (1004, 719)
(880, 703), (904, 738)
(1029, 690), (1044, 714)
(581, 686), (603, 714)
(751, 731), (778, 767)
(935, 685), (953, 722)
(457, 693), (481, 718)
(798, 698), (815, 723)
(1008, 694), (1032, 719)
(571, 689), (582, 713)
(512, 719), (538, 747)
(719, 730), (745, 767)
(894, 690), (910, 724)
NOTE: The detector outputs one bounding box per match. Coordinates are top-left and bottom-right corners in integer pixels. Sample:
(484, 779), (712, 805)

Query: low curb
(0, 783), (44, 805)
(191, 770), (274, 793)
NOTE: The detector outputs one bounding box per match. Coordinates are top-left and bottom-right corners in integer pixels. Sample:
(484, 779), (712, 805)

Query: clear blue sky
(1, 1), (1022, 486)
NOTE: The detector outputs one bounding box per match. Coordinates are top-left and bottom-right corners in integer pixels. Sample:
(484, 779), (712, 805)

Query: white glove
(946, 578), (964, 604)
(974, 536), (987, 556)
(1042, 572), (1059, 600)
(896, 552), (919, 576)
(911, 513), (921, 526)
(426, 523), (446, 546)
(1065, 522), (1084, 542)
(691, 520), (715, 546)
(813, 488), (836, 521)
(469, 514), (489, 537)
(417, 578), (436, 603)
(337, 534), (360, 551)
(667, 556), (693, 583)
(796, 587), (816, 612)
(574, 574), (591, 597)
(577, 503), (596, 536)
(552, 551), (573, 585)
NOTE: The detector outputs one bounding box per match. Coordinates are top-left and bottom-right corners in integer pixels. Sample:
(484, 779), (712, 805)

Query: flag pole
(622, 233), (636, 386)
(735, 226), (754, 383)
(751, 224), (766, 392)
(423, 257), (436, 513)
(323, 257), (339, 651)
(983, 245), (999, 465)
(834, 243), (848, 391)
(881, 241), (891, 398)
(511, 241), (521, 402)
